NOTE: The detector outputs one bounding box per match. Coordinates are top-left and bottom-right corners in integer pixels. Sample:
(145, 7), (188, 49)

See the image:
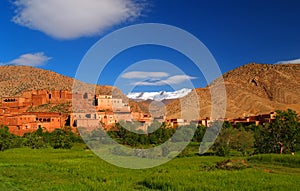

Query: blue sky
(1, 0), (300, 93)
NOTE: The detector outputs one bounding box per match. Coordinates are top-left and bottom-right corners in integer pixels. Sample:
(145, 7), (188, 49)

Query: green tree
(232, 128), (254, 156)
(0, 126), (14, 151)
(192, 125), (207, 142)
(147, 120), (161, 134)
(213, 127), (254, 156)
(212, 127), (234, 156)
(50, 129), (73, 149)
(255, 109), (300, 154)
(23, 131), (47, 149)
(223, 121), (233, 129)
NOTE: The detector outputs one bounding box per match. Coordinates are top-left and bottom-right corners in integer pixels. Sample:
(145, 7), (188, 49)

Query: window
(83, 93), (88, 99)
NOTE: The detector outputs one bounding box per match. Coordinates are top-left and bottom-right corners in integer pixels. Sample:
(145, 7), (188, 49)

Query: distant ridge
(0, 65), (123, 97)
(166, 63), (300, 119)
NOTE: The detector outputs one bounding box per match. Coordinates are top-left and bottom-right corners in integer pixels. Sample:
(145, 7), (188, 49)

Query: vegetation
(0, 147), (300, 190)
(107, 121), (176, 147)
(254, 109), (300, 154)
(212, 126), (254, 156)
(1, 109), (299, 158)
(0, 125), (15, 151)
(0, 126), (81, 150)
(210, 109), (299, 156)
(26, 102), (71, 114)
(0, 109), (300, 190)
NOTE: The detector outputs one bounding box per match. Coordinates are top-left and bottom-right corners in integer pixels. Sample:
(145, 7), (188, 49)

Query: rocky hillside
(0, 65), (158, 114)
(0, 65), (123, 97)
(1, 64), (299, 119)
(166, 63), (300, 119)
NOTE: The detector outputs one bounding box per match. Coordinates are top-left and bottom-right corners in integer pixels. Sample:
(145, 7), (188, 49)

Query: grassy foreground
(0, 145), (299, 191)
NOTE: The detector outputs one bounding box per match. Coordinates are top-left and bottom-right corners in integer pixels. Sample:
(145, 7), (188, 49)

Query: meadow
(0, 144), (299, 191)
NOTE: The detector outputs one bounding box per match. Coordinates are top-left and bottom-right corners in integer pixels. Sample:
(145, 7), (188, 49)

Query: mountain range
(0, 63), (299, 119)
(127, 88), (192, 101)
(166, 63), (300, 119)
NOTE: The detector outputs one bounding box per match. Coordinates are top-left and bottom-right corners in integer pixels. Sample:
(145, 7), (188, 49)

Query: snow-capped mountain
(276, 58), (300, 64)
(127, 88), (192, 101)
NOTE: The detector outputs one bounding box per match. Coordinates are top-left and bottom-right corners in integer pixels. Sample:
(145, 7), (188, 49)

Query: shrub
(23, 132), (47, 149)
(0, 126), (14, 151)
(50, 129), (73, 149)
(212, 127), (254, 156)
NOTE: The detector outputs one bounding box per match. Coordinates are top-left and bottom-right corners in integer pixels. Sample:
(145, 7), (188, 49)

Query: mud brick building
(0, 90), (72, 136)
(0, 89), (155, 135)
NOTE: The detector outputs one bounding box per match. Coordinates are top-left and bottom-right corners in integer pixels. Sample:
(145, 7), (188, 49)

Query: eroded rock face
(166, 63), (300, 119)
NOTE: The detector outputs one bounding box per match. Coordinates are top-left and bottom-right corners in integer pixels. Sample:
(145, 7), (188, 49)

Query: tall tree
(255, 109), (300, 154)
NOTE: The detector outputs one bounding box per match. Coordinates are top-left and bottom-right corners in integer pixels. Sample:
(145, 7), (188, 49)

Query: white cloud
(121, 71), (169, 79)
(5, 52), (51, 66)
(12, 0), (145, 39)
(276, 58), (300, 64)
(133, 75), (197, 86)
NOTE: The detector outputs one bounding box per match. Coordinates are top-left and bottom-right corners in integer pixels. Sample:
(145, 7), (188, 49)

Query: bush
(23, 132), (47, 149)
(215, 159), (249, 170)
(50, 129), (73, 149)
(0, 126), (14, 151)
(212, 127), (254, 156)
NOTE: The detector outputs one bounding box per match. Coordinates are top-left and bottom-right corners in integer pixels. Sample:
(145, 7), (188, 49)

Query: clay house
(95, 95), (130, 112)
(2, 112), (68, 136)
(32, 112), (67, 131)
(166, 118), (190, 128)
(70, 112), (100, 131)
(114, 110), (132, 122)
(21, 90), (72, 106)
(190, 117), (213, 127)
(98, 111), (116, 130)
(153, 116), (165, 123)
(0, 97), (29, 114)
(131, 112), (152, 124)
(3, 114), (37, 136)
(257, 111), (277, 124)
(231, 116), (258, 127)
(72, 92), (97, 113)
(230, 111), (277, 127)
(0, 90), (73, 136)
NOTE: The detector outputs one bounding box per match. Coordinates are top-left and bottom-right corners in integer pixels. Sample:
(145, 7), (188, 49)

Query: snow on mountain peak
(127, 88), (192, 101)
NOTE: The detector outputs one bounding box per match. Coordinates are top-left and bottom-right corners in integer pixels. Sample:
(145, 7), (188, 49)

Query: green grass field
(0, 145), (300, 191)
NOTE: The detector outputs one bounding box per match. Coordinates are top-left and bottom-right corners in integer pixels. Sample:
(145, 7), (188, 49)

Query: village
(0, 90), (277, 136)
